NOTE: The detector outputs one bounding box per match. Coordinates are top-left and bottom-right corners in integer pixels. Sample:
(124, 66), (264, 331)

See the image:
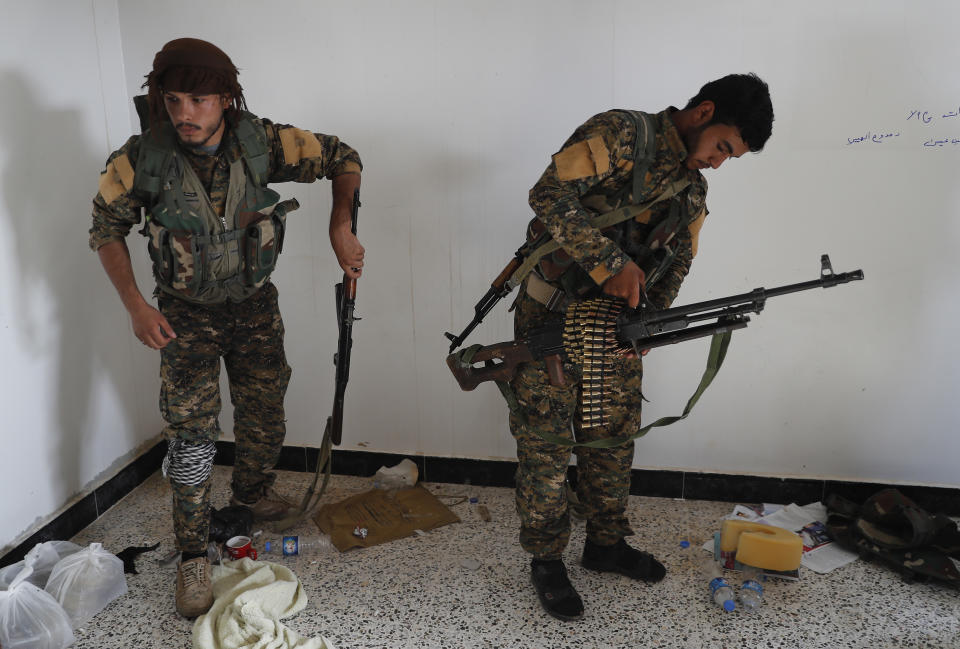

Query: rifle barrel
(638, 268), (864, 325)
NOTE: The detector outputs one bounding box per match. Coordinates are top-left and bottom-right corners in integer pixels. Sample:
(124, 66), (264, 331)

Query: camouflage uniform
(512, 108), (708, 559)
(90, 114), (361, 552)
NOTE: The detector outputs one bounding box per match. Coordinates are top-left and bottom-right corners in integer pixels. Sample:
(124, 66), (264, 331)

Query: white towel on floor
(193, 558), (334, 649)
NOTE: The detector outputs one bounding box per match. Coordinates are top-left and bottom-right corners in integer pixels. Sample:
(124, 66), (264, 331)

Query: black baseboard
(0, 443), (166, 569)
(3, 440), (957, 568)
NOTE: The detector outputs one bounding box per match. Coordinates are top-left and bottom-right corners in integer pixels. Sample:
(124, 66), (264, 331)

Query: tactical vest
(528, 110), (696, 299)
(134, 112), (298, 304)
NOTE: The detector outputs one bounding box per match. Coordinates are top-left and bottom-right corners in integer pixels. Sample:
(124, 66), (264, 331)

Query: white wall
(0, 0), (160, 554)
(3, 0), (959, 553)
(115, 0), (960, 487)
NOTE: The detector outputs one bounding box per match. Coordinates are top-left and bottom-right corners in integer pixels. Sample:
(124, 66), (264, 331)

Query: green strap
(507, 179), (690, 290)
(533, 331), (733, 448)
(627, 110), (657, 201)
(458, 344), (483, 366)
(590, 179), (691, 230)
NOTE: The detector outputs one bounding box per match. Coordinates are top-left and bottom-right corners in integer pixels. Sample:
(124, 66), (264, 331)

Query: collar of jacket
(655, 107), (691, 169)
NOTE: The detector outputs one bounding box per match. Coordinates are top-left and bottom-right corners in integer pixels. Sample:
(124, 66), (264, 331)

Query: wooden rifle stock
(446, 341), (535, 391)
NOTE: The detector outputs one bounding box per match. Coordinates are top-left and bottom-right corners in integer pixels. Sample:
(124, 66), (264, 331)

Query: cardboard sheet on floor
(313, 486), (460, 551)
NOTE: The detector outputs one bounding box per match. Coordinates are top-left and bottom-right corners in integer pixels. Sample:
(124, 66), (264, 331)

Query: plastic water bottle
(706, 559), (736, 612)
(262, 534), (334, 556)
(739, 566), (764, 611)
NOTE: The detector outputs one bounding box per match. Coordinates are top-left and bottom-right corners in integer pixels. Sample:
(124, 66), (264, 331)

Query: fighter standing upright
(89, 38), (363, 617)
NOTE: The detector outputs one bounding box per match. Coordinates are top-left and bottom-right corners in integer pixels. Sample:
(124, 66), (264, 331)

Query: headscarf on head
(141, 38), (247, 134)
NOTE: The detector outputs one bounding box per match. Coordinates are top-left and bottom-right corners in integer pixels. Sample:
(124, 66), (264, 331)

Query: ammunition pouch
(145, 220), (203, 297)
(243, 198), (297, 288)
(144, 198), (299, 299)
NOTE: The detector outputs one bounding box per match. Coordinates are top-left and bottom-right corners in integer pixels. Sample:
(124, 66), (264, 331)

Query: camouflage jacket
(89, 114), (362, 251)
(527, 108), (708, 308)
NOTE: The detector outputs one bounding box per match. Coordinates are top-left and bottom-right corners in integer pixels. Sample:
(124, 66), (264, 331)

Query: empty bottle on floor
(262, 534), (335, 556)
(706, 558), (736, 612)
(739, 565), (764, 611)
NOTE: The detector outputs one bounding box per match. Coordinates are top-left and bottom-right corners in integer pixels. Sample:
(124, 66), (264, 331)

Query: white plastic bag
(0, 567), (75, 649)
(372, 458), (419, 490)
(0, 541), (82, 590)
(44, 542), (127, 628)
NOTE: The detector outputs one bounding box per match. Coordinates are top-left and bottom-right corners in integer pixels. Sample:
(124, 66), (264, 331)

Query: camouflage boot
(230, 486), (295, 522)
(176, 556), (214, 618)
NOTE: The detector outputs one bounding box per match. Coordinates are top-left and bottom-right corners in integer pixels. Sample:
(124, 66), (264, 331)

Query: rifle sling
(507, 178), (691, 290)
(498, 330), (732, 448)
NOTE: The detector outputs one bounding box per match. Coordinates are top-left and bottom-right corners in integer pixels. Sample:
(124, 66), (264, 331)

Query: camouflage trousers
(158, 282), (292, 552)
(509, 290), (642, 560)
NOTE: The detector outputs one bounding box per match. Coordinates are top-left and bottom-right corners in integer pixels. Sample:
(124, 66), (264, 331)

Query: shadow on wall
(0, 69), (142, 499)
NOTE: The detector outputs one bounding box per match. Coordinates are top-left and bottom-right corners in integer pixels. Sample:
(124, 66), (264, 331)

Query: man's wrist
(124, 293), (152, 315)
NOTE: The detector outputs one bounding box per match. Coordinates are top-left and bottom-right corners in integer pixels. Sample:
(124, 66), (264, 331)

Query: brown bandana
(141, 38), (247, 133)
(153, 38), (236, 77)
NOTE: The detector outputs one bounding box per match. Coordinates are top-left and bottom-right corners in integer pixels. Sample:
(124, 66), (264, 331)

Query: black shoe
(581, 538), (666, 583)
(530, 559), (584, 621)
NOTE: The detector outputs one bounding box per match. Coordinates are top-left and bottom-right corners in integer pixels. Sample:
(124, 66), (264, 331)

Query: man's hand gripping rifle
(447, 255), (864, 392)
(272, 189), (361, 530)
(327, 188), (361, 445)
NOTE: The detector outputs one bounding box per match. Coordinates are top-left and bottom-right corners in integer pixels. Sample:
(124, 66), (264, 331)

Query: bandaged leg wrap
(163, 439), (217, 487)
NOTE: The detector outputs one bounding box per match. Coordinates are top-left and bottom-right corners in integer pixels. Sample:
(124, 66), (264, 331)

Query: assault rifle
(444, 230), (553, 353)
(274, 189), (362, 528)
(326, 188), (361, 445)
(447, 255), (864, 391)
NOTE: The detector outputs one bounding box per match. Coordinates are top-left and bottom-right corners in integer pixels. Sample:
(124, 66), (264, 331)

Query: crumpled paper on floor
(193, 557), (335, 649)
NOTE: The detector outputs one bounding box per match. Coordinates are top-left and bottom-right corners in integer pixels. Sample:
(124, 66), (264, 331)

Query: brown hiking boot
(176, 556), (214, 618)
(230, 486), (295, 522)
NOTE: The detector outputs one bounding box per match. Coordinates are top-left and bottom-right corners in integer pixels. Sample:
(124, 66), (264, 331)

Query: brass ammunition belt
(563, 297), (626, 429)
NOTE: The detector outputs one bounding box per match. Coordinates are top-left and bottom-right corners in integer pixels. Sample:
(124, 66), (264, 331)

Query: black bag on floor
(208, 505), (254, 543)
(825, 488), (960, 587)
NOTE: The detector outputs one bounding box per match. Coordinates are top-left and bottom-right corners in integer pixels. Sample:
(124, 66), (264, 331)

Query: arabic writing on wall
(846, 106), (960, 147)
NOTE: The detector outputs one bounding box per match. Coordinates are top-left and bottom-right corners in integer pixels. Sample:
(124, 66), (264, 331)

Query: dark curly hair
(685, 73), (773, 152)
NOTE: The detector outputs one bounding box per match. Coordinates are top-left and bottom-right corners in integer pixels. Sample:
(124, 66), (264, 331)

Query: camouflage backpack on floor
(825, 488), (960, 587)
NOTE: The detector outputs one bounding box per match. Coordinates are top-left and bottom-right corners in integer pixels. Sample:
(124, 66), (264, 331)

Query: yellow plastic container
(719, 519), (803, 571)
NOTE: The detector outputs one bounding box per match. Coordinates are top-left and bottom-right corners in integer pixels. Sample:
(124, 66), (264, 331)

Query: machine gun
(448, 255), (864, 394)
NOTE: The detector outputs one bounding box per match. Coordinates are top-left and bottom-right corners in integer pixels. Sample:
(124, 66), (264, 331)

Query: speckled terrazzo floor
(67, 466), (959, 649)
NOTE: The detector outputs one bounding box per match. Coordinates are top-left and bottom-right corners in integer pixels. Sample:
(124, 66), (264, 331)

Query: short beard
(176, 112), (225, 149)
